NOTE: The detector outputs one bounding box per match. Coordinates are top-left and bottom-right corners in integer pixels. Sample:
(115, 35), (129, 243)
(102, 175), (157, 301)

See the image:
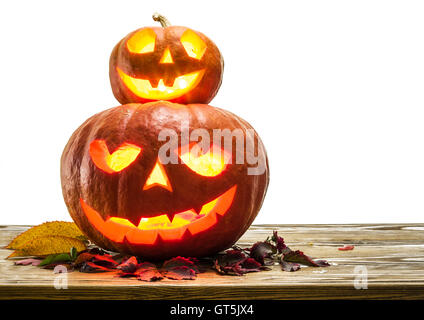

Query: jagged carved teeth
(116, 67), (205, 100)
(166, 212), (177, 224)
(191, 204), (203, 215)
(80, 186), (237, 244)
(109, 197), (219, 229)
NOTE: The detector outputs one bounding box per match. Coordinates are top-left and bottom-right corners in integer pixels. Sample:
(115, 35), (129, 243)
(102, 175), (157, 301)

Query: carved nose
(159, 47), (174, 64)
(143, 160), (172, 192)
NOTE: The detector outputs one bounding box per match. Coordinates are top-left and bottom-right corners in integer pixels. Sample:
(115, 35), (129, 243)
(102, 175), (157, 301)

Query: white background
(0, 0), (423, 225)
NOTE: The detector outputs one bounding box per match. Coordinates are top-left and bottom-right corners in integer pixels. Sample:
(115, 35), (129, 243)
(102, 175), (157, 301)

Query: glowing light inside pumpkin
(116, 67), (205, 100)
(180, 29), (207, 60)
(177, 78), (188, 89)
(80, 185), (237, 244)
(127, 28), (156, 54)
(143, 161), (173, 192)
(159, 47), (174, 63)
(89, 140), (141, 173)
(179, 144), (231, 176)
(108, 198), (220, 231)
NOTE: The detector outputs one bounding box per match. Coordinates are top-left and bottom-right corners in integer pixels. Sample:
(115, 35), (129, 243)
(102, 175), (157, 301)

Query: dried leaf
(6, 221), (86, 249)
(7, 236), (86, 258)
(163, 257), (200, 274)
(135, 263), (163, 281)
(117, 256), (139, 274)
(161, 256), (200, 280)
(270, 230), (288, 254)
(314, 260), (331, 267)
(73, 252), (96, 267)
(137, 269), (164, 282)
(282, 250), (330, 267)
(163, 266), (196, 280)
(249, 242), (276, 265)
(280, 260), (301, 272)
(115, 260), (163, 281)
(80, 261), (113, 273)
(90, 254), (118, 268)
(234, 258), (263, 274)
(338, 245), (355, 251)
(217, 250), (246, 267)
(213, 250), (261, 276)
(14, 258), (42, 266)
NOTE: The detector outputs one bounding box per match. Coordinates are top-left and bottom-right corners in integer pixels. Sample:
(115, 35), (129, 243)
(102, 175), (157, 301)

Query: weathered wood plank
(1, 224), (423, 299)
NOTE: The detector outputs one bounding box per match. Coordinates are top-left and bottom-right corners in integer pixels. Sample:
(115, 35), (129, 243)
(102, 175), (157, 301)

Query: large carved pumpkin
(109, 14), (224, 105)
(61, 101), (269, 259)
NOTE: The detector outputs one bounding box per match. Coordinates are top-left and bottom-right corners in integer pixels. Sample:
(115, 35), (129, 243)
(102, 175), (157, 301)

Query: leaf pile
(6, 222), (87, 259)
(214, 250), (266, 275)
(214, 231), (330, 274)
(71, 252), (202, 281)
(9, 227), (330, 279)
(92, 255), (201, 281)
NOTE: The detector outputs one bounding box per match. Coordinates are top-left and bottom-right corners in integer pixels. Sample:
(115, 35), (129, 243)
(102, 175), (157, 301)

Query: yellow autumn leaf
(7, 236), (87, 258)
(6, 221), (86, 249)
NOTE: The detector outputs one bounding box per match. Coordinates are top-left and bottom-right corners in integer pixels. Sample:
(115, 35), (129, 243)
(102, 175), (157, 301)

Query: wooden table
(1, 224), (423, 300)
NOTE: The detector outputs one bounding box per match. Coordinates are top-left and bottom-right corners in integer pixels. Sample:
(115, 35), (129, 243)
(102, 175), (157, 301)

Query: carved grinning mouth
(80, 185), (236, 245)
(116, 67), (205, 100)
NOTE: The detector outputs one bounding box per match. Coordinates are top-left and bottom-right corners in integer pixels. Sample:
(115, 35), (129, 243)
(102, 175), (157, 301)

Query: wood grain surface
(1, 224), (423, 300)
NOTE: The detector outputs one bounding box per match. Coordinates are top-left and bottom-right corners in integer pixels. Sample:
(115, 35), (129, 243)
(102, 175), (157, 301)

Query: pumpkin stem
(152, 13), (171, 28)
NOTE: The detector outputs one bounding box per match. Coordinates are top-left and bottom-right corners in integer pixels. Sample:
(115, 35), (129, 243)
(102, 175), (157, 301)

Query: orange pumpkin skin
(61, 102), (268, 260)
(109, 25), (224, 105)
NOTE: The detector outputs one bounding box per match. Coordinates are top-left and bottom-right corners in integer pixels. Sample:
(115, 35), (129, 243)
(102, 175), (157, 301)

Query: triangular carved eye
(89, 140), (142, 173)
(180, 29), (207, 60)
(127, 28), (156, 54)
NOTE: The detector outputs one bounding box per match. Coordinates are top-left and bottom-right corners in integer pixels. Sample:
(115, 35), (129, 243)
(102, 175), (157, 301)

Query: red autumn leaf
(116, 260), (164, 282)
(338, 245), (355, 251)
(241, 257), (261, 269)
(137, 269), (164, 282)
(214, 249), (246, 275)
(133, 263), (164, 282)
(271, 230), (289, 254)
(161, 257), (200, 280)
(163, 265), (196, 280)
(280, 260), (301, 272)
(91, 254), (118, 268)
(73, 252), (96, 267)
(249, 242), (276, 265)
(163, 256), (200, 273)
(213, 260), (232, 275)
(234, 258), (264, 274)
(282, 250), (330, 267)
(80, 261), (113, 273)
(219, 250), (246, 266)
(78, 253), (119, 272)
(213, 250), (268, 276)
(116, 256), (139, 274)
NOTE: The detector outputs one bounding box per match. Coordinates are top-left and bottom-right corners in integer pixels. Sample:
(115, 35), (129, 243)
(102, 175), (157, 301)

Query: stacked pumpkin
(61, 14), (269, 260)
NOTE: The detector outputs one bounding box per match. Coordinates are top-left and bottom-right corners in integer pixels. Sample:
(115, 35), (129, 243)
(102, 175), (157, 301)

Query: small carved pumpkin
(109, 14), (224, 105)
(61, 102), (269, 259)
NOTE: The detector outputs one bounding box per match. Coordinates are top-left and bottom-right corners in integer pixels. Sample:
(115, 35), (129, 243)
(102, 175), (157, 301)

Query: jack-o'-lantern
(61, 102), (269, 259)
(109, 14), (224, 105)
